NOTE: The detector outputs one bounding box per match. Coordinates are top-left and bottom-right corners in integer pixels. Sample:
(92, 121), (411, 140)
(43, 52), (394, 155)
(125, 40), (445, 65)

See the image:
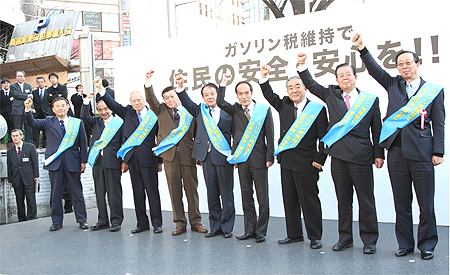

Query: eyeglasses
(396, 60), (415, 67)
(337, 73), (354, 79)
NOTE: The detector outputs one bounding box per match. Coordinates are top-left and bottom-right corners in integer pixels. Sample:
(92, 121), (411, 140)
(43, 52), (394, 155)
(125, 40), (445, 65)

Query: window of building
(83, 12), (102, 31)
(199, 3), (202, 15)
(205, 5), (208, 16)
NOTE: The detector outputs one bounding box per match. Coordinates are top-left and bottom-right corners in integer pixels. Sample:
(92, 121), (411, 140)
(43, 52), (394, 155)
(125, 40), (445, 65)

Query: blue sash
(379, 82), (443, 143)
(44, 117), (81, 166)
(227, 103), (270, 164)
(88, 117), (124, 167)
(117, 109), (158, 159)
(274, 101), (324, 156)
(153, 106), (193, 156)
(200, 103), (231, 156)
(321, 92), (376, 147)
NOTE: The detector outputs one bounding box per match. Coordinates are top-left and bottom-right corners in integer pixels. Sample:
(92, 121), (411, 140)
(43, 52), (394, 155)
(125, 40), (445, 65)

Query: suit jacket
(25, 113), (87, 172)
(216, 86), (275, 169)
(7, 142), (39, 188)
(178, 88), (233, 166)
(10, 82), (32, 116)
(260, 80), (328, 174)
(71, 93), (93, 118)
(100, 91), (159, 167)
(95, 87), (115, 103)
(32, 87), (51, 118)
(1, 89), (14, 119)
(299, 68), (384, 165)
(145, 85), (197, 166)
(360, 48), (445, 161)
(81, 103), (123, 169)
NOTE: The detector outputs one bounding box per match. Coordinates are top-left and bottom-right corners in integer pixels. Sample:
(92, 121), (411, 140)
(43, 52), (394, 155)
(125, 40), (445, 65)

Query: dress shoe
(90, 222), (109, 231)
(421, 250), (434, 260)
(79, 222), (89, 230)
(363, 244), (376, 254)
(191, 224), (208, 233)
(255, 235), (265, 243)
(153, 226), (163, 234)
(278, 236), (304, 245)
(205, 230), (223, 238)
(395, 248), (414, 257)
(49, 224), (63, 231)
(236, 233), (256, 240)
(172, 227), (187, 236)
(131, 225), (150, 234)
(223, 232), (233, 238)
(332, 241), (354, 251)
(310, 240), (322, 249)
(109, 224), (121, 232)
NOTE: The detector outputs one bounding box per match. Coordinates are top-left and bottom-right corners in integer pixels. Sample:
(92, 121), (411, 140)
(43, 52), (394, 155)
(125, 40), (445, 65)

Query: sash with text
(44, 117), (81, 166)
(88, 117), (124, 167)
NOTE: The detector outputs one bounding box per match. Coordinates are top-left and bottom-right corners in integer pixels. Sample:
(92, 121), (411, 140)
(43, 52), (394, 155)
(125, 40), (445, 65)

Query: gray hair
(129, 90), (145, 100)
(285, 76), (303, 88)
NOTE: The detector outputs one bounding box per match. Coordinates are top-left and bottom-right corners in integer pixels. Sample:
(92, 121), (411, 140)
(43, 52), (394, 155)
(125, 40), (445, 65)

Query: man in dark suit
(1, 78), (14, 143)
(94, 77), (163, 235)
(31, 77), (51, 147)
(7, 129), (39, 221)
(217, 75), (275, 243)
(297, 52), (384, 254)
(176, 74), (235, 237)
(71, 84), (93, 144)
(259, 65), (328, 249)
(102, 79), (115, 99)
(145, 69), (207, 236)
(45, 72), (73, 117)
(24, 96), (88, 231)
(10, 70), (33, 143)
(353, 34), (445, 260)
(81, 92), (125, 232)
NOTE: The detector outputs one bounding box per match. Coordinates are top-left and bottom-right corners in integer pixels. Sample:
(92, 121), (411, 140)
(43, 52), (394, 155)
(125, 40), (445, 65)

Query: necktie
(138, 112), (142, 123)
(406, 83), (414, 98)
(18, 147), (21, 156)
(344, 94), (351, 110)
(174, 108), (180, 126)
(60, 120), (66, 136)
(244, 107), (251, 121)
(40, 89), (44, 100)
(294, 106), (298, 119)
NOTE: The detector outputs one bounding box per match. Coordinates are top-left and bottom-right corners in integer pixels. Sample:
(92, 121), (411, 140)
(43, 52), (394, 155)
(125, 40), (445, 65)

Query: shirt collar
(15, 142), (23, 149)
(407, 77), (421, 92)
(342, 88), (358, 99)
(242, 100), (255, 112)
(294, 97), (307, 111)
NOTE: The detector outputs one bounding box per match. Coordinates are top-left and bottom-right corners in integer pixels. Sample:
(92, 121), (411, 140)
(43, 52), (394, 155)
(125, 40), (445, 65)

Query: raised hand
(86, 91), (95, 100)
(297, 52), (307, 66)
(93, 76), (103, 90)
(145, 69), (154, 83)
(175, 74), (184, 89)
(261, 65), (271, 79)
(352, 33), (365, 50)
(24, 98), (33, 112)
(221, 73), (232, 86)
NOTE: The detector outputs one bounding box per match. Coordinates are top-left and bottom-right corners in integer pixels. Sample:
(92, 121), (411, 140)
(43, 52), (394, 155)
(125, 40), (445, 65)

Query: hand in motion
(351, 33), (365, 50)
(261, 65), (271, 79)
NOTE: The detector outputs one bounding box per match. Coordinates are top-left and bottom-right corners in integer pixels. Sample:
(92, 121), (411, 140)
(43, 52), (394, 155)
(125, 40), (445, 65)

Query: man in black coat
(1, 78), (14, 143)
(10, 70), (33, 143)
(31, 77), (50, 147)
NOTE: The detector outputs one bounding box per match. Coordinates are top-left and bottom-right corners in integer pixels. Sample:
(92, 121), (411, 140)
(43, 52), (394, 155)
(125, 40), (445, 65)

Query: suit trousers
(163, 150), (201, 228)
(202, 152), (235, 233)
(14, 115), (33, 143)
(13, 175), (37, 221)
(281, 167), (322, 240)
(48, 157), (87, 225)
(128, 154), (162, 228)
(331, 157), (378, 246)
(32, 113), (47, 147)
(237, 160), (270, 236)
(387, 145), (437, 251)
(92, 155), (124, 225)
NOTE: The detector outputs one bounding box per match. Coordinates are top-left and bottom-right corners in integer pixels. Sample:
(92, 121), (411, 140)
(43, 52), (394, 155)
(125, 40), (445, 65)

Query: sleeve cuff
(259, 78), (269, 84)
(144, 82), (152, 88)
(83, 98), (90, 105)
(175, 87), (185, 94)
(297, 65), (308, 73)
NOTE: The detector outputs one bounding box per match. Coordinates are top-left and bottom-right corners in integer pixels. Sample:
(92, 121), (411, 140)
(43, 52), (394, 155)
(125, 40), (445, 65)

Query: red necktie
(345, 94), (351, 110)
(18, 147), (21, 156)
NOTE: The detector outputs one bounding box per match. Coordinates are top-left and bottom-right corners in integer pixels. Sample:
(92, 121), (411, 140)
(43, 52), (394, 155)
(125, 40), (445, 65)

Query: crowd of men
(1, 33), (445, 261)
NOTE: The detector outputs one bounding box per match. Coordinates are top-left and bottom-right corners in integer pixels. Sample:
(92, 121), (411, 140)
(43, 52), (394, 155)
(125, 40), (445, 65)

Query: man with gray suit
(10, 70), (33, 143)
(176, 74), (235, 237)
(353, 33), (445, 260)
(216, 74), (275, 243)
(7, 129), (39, 221)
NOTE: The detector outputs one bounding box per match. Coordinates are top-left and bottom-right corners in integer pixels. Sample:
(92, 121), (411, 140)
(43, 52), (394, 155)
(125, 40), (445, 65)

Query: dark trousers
(331, 157), (378, 246)
(237, 160), (269, 236)
(13, 176), (37, 221)
(281, 167), (322, 240)
(92, 155), (123, 225)
(202, 153), (235, 233)
(14, 114), (32, 143)
(128, 154), (162, 228)
(387, 146), (437, 251)
(48, 157), (87, 225)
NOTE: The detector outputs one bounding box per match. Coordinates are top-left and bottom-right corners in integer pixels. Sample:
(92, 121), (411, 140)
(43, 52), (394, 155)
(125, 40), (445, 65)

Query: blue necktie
(60, 120), (66, 136)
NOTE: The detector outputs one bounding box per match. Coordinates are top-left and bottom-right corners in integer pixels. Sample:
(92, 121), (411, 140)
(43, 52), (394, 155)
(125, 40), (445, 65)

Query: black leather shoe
(223, 232), (233, 238)
(255, 235), (265, 243)
(332, 241), (354, 251)
(109, 224), (121, 232)
(363, 244), (376, 254)
(278, 236), (304, 245)
(310, 240), (322, 249)
(236, 233), (256, 240)
(395, 248), (414, 257)
(205, 229), (223, 238)
(153, 226), (163, 234)
(131, 225), (150, 234)
(90, 222), (109, 231)
(49, 224), (63, 231)
(421, 250), (434, 260)
(79, 222), (89, 230)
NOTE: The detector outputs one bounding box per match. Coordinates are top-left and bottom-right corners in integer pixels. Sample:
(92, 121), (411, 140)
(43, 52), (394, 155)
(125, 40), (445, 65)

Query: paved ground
(1, 209), (448, 274)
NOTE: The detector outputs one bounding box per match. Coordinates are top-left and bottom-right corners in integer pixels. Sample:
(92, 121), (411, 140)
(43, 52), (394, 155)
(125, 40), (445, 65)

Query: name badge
(23, 158), (29, 162)
(25, 89), (31, 93)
